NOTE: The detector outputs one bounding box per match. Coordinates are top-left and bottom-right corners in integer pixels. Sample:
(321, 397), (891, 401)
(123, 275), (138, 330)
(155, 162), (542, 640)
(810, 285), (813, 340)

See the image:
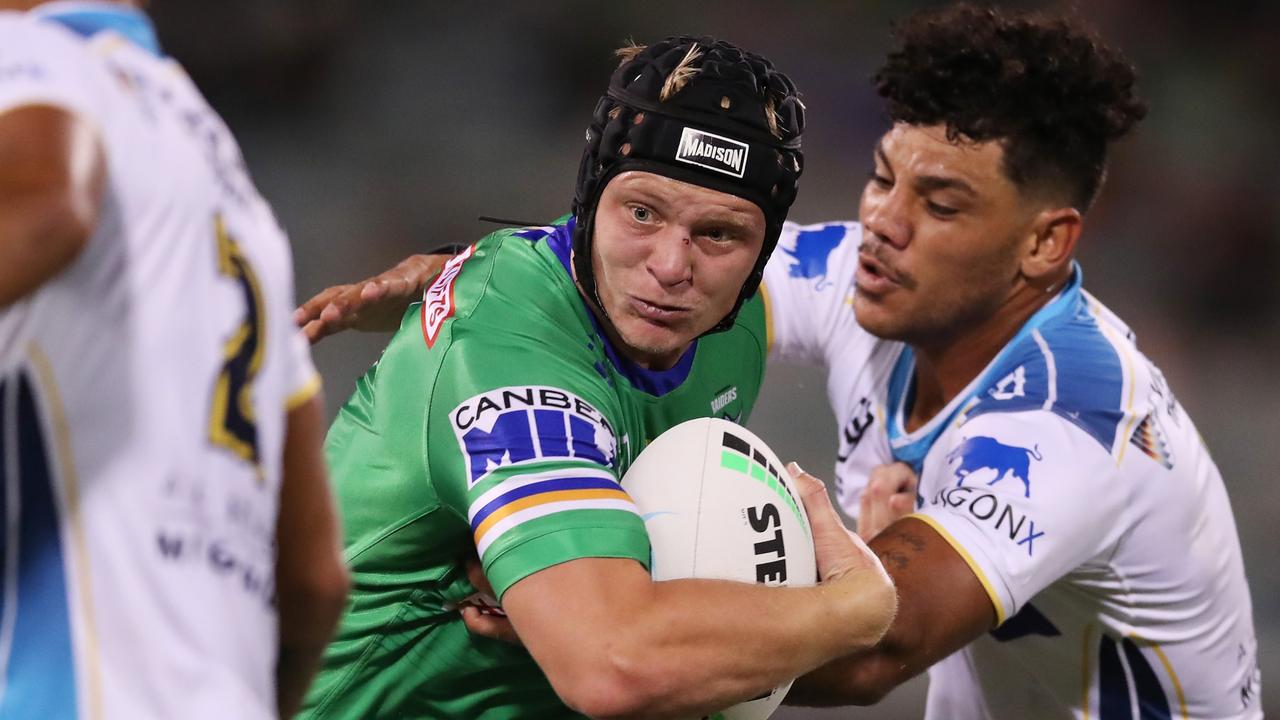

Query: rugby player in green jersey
(298, 37), (896, 719)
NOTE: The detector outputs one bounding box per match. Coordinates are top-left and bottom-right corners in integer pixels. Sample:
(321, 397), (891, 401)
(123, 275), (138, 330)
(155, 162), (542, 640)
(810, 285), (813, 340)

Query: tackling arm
(295, 253), (450, 343)
(0, 104), (105, 307)
(786, 516), (996, 705)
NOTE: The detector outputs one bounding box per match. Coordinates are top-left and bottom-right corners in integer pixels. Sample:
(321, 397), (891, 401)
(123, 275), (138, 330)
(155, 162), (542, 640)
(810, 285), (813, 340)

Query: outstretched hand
(294, 253), (450, 344)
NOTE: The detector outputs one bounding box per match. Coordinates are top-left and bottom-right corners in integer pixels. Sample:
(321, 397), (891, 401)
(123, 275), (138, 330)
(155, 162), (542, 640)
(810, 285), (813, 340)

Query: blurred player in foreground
(299, 36), (896, 720)
(302, 4), (1262, 718)
(0, 2), (348, 717)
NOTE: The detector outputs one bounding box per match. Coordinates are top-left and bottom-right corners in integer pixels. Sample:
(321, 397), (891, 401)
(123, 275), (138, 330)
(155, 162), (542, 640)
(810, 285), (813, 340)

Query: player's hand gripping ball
(621, 417), (818, 720)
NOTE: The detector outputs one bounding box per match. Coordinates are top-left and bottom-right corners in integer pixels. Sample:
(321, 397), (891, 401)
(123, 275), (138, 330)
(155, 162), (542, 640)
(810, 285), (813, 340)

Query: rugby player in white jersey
(297, 4), (1262, 718)
(762, 5), (1262, 717)
(0, 2), (348, 718)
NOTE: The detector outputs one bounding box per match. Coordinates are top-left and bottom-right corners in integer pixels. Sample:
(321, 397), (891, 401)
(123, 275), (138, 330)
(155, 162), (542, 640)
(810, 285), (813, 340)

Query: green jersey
(302, 219), (767, 718)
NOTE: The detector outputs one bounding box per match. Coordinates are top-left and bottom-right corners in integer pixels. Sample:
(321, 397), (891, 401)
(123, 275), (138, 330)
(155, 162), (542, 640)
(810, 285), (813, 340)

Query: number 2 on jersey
(208, 215), (265, 477)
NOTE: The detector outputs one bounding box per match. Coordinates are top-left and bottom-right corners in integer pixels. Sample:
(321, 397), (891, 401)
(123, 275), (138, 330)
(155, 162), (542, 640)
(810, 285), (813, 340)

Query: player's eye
(927, 201), (958, 218)
(631, 205), (652, 223)
(867, 170), (892, 189)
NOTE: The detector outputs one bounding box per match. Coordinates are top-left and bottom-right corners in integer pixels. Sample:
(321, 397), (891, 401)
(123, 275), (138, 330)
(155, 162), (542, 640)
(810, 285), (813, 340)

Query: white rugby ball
(620, 417), (817, 720)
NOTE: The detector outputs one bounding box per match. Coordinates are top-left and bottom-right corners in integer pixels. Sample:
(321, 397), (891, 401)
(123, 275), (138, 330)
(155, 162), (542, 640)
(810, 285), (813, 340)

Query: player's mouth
(855, 251), (904, 296)
(628, 295), (692, 324)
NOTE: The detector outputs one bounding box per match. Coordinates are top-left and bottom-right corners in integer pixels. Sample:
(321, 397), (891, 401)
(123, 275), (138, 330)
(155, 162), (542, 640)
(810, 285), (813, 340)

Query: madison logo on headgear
(675, 127), (749, 178)
(451, 385), (618, 486)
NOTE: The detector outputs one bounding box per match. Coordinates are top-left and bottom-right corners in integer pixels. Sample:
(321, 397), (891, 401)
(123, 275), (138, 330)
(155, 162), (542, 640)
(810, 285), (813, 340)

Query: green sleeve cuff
(486, 526), (651, 601)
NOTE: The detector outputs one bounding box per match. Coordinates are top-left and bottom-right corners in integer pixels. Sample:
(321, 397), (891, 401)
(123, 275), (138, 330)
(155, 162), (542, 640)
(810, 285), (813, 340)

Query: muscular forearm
(626, 568), (895, 717)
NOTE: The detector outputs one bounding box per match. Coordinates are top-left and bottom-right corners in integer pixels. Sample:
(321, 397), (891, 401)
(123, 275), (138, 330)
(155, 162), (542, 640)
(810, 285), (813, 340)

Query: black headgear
(571, 36), (805, 334)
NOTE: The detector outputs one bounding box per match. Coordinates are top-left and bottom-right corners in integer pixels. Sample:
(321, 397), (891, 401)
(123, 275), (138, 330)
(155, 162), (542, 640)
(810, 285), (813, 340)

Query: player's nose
(646, 226), (694, 288)
(861, 187), (912, 250)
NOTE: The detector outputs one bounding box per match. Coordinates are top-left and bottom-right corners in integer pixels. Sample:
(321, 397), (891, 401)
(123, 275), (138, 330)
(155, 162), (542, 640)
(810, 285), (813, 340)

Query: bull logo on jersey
(946, 436), (1041, 498)
(782, 225), (845, 290)
(451, 386), (617, 487)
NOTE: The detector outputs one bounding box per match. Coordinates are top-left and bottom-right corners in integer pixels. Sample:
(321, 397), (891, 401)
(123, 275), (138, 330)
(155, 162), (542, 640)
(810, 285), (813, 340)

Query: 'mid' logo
(675, 127), (749, 178)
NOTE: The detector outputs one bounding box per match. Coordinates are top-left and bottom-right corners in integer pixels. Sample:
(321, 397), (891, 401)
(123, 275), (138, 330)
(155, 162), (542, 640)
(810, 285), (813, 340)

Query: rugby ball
(620, 417), (817, 720)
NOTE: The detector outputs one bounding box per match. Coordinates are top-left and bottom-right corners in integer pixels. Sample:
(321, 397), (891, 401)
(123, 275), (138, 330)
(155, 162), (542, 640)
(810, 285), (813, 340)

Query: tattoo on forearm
(873, 527), (927, 572)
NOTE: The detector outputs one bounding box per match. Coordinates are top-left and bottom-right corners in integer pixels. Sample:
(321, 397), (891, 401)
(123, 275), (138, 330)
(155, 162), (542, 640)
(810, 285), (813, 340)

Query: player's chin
(619, 319), (697, 364)
(851, 294), (909, 341)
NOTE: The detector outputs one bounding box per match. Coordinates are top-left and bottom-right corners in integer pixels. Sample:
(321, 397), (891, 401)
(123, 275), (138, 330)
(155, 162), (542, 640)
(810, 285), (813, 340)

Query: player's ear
(1019, 206), (1081, 288)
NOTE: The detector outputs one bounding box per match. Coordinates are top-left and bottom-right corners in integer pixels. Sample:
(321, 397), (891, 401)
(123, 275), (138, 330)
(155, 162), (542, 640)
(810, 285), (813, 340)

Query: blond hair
(613, 41), (787, 139)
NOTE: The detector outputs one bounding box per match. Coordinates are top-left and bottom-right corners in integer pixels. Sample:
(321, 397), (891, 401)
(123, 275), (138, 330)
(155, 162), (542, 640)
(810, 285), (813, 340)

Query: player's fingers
(359, 279), (388, 301)
(883, 462), (919, 494)
(788, 462), (877, 580)
(857, 491), (876, 537)
(294, 284), (349, 326)
(789, 461), (831, 503)
(319, 301), (344, 324)
(861, 498), (893, 542)
(888, 492), (915, 518)
(300, 319), (329, 344)
(460, 606), (523, 646)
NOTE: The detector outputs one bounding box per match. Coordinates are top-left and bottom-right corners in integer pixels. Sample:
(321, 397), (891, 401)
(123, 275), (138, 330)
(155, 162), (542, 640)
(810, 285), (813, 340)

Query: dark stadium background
(148, 0), (1278, 715)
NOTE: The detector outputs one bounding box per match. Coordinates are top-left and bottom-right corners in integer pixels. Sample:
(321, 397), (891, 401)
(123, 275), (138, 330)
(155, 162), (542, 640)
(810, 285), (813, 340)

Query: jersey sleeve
(423, 249), (649, 600)
(761, 220), (864, 367)
(0, 20), (104, 119)
(273, 228), (319, 409)
(910, 411), (1126, 625)
(282, 327), (320, 410)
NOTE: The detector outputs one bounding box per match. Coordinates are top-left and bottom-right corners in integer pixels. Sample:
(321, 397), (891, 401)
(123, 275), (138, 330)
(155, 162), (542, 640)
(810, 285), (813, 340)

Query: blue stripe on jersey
(887, 264), (1128, 467)
(963, 271), (1126, 451)
(1121, 638), (1173, 720)
(0, 373), (77, 719)
(469, 476), (621, 531)
(1098, 635), (1132, 720)
(36, 3), (163, 57)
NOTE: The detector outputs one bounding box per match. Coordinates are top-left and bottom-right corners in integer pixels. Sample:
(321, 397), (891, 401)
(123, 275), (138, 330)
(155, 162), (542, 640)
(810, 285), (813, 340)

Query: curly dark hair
(874, 3), (1148, 211)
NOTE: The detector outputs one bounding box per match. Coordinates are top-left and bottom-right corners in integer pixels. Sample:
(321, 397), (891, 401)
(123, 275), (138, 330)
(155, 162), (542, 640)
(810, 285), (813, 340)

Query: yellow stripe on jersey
(28, 343), (104, 720)
(759, 281), (775, 353)
(907, 512), (1008, 626)
(1129, 633), (1189, 719)
(285, 372), (322, 412)
(473, 488), (632, 545)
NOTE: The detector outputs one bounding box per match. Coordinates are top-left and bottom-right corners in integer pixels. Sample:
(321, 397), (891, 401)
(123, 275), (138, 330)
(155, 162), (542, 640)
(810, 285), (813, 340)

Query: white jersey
(0, 5), (318, 719)
(763, 221), (1263, 719)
